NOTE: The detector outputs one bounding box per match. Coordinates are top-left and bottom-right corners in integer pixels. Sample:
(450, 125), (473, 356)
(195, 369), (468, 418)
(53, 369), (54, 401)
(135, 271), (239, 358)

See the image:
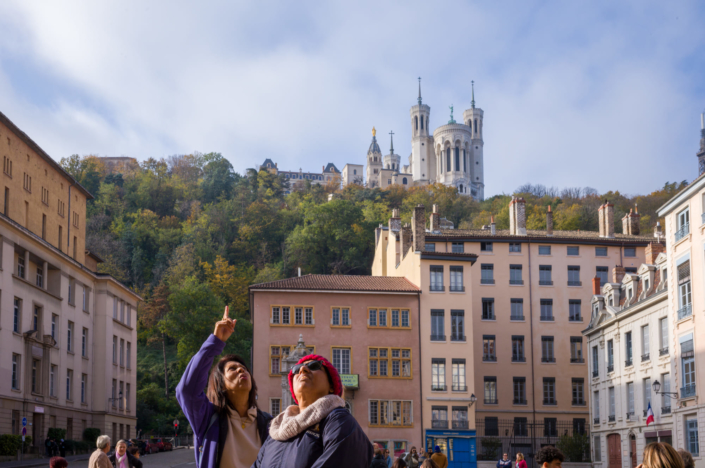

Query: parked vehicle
(131, 439), (147, 456)
(153, 438), (173, 452)
(144, 439), (160, 454)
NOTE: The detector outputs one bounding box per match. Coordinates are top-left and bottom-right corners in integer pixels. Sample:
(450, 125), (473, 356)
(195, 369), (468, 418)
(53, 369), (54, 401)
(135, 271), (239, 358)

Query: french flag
(646, 402), (655, 426)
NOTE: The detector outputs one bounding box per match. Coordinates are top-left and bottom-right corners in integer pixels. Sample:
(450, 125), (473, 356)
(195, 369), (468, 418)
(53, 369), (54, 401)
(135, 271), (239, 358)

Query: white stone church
(343, 80), (486, 201)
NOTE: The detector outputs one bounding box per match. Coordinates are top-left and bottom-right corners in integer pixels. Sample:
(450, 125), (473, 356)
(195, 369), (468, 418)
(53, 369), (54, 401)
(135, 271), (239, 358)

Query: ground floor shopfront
(425, 429), (477, 468)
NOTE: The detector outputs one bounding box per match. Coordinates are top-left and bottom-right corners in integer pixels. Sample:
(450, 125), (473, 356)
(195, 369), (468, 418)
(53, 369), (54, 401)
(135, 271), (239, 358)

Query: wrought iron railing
(608, 415), (615, 422)
(430, 334), (446, 341)
(513, 398), (527, 405)
(607, 364), (614, 373)
(510, 279), (524, 285)
(659, 347), (669, 356)
(483, 355), (497, 362)
(642, 353), (650, 362)
(662, 406), (671, 415)
(678, 303), (693, 320)
(430, 285), (445, 292)
(540, 315), (554, 321)
(512, 355), (526, 362)
(484, 398), (498, 405)
(511, 315), (525, 321)
(432, 419), (448, 429)
(594, 417), (600, 424)
(571, 357), (585, 363)
(625, 358), (633, 367)
(675, 223), (690, 242)
(681, 384), (696, 398)
(450, 286), (465, 292)
(568, 281), (582, 286)
(432, 384), (447, 392)
(453, 420), (469, 429)
(539, 280), (553, 286)
(452, 385), (468, 392)
(481, 278), (495, 285)
(543, 398), (557, 405)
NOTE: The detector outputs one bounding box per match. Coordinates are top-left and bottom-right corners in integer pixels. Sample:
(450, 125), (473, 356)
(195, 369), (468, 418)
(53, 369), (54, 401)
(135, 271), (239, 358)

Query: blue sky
(0, 1), (704, 197)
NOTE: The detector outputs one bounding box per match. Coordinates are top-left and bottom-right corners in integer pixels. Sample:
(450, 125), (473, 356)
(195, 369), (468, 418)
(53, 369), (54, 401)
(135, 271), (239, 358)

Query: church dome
(368, 136), (381, 155)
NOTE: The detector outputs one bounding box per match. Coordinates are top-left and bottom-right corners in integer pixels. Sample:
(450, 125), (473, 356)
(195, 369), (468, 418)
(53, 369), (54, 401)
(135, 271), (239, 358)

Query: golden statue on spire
(372, 127), (376, 137)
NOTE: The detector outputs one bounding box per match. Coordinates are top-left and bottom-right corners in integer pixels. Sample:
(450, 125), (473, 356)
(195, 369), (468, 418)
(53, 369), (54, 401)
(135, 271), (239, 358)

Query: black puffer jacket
(252, 407), (372, 468)
(370, 454), (388, 468)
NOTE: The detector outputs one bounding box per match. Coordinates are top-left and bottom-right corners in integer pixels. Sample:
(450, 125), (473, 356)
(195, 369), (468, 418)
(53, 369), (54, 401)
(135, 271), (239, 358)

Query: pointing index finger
(223, 306), (229, 320)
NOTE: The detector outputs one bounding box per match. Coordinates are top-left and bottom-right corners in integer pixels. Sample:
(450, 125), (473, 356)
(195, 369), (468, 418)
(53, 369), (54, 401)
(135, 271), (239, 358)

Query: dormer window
(644, 278), (650, 290)
(608, 296), (614, 307)
(627, 288), (633, 299)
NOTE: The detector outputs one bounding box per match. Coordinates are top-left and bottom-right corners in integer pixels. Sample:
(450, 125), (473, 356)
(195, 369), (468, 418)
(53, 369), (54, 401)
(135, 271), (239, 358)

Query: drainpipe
(417, 292), (423, 444)
(527, 241), (537, 450)
(67, 184), (73, 253)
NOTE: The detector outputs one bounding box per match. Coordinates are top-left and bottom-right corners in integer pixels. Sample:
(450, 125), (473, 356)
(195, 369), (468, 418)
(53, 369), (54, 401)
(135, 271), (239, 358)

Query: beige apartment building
(657, 157), (705, 464)
(373, 200), (655, 464)
(250, 275), (422, 457)
(0, 111), (140, 445)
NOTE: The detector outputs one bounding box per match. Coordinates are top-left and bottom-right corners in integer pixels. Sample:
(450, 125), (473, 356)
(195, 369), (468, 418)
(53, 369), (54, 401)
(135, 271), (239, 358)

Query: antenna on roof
(418, 77), (422, 106)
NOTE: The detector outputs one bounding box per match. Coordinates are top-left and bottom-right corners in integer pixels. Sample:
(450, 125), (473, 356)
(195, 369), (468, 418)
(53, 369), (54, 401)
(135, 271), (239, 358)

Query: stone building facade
(0, 111), (141, 445)
(257, 159), (341, 193)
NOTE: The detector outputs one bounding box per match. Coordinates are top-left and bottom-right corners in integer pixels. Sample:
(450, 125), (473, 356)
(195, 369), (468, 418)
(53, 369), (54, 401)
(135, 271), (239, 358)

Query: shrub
(480, 437), (503, 460)
(47, 428), (67, 441)
(0, 435), (33, 456)
(557, 432), (591, 462)
(83, 428), (101, 445)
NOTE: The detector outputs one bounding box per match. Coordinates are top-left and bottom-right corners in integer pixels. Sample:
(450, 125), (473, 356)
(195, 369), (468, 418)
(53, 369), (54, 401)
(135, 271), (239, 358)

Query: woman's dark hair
(536, 446), (564, 466)
(128, 447), (140, 456)
(393, 459), (408, 468)
(50, 457), (68, 468)
(207, 354), (258, 413)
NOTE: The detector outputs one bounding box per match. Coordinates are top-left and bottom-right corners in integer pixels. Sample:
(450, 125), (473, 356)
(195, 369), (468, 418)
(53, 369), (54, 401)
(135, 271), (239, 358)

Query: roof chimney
(546, 205), (553, 236)
(599, 201), (614, 238)
(645, 242), (665, 265)
(412, 204), (426, 252)
(629, 204), (641, 235)
(430, 204), (441, 231)
(612, 265), (625, 284)
(490, 215), (496, 235)
(509, 197), (527, 236)
(389, 208), (401, 232)
(400, 223), (413, 258)
(592, 276), (601, 295)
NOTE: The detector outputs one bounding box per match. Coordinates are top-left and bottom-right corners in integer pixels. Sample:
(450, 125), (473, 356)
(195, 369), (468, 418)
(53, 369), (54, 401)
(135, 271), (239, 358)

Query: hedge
(47, 428), (67, 441)
(83, 428), (101, 445)
(0, 435), (33, 456)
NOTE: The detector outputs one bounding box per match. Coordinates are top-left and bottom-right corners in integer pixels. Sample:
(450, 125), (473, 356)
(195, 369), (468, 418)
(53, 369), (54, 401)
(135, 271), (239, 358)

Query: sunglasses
(292, 360), (324, 375)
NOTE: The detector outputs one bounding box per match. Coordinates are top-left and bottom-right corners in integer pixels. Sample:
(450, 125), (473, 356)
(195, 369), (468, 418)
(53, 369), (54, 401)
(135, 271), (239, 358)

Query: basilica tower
(410, 78), (434, 184)
(462, 81), (485, 200)
(366, 127), (383, 188)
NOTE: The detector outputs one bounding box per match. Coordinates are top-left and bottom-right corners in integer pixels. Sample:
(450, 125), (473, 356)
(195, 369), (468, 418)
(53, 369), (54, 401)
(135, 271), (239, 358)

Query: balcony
(569, 315), (582, 322)
(512, 355), (526, 363)
(480, 279), (495, 285)
(484, 398), (498, 405)
(482, 314), (496, 321)
(540, 315), (555, 322)
(625, 358), (633, 367)
(452, 420), (469, 429)
(430, 285), (445, 292)
(543, 399), (557, 406)
(511, 315), (525, 321)
(430, 334), (446, 342)
(509, 279), (524, 285)
(608, 415), (616, 422)
(452, 385), (468, 392)
(432, 419), (449, 429)
(542, 357), (556, 363)
(570, 357), (585, 363)
(592, 370), (599, 378)
(432, 384), (447, 392)
(451, 335), (466, 342)
(607, 364), (614, 373)
(594, 417), (600, 425)
(643, 409), (649, 417)
(678, 303), (693, 320)
(681, 384), (696, 398)
(572, 399), (586, 406)
(513, 398), (527, 405)
(642, 353), (650, 362)
(627, 412), (638, 422)
(483, 355), (497, 362)
(539, 280), (553, 286)
(675, 223), (690, 242)
(659, 347), (669, 356)
(568, 281), (582, 287)
(662, 406), (671, 415)
(449, 286), (466, 292)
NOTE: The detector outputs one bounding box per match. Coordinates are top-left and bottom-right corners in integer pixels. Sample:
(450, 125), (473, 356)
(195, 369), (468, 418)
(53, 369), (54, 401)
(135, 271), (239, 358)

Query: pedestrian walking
(516, 452), (528, 468)
(404, 446), (420, 468)
(638, 443), (684, 468)
(536, 446), (564, 468)
(176, 306), (273, 468)
(89, 436), (113, 468)
(430, 446), (448, 468)
(51, 439), (59, 457)
(45, 437), (52, 458)
(385, 448), (393, 468)
(50, 457), (68, 468)
(371, 447), (388, 468)
(109, 440), (143, 468)
(421, 459), (439, 468)
(676, 449), (694, 468)
(59, 439), (67, 458)
(393, 459), (408, 468)
(252, 353), (373, 468)
(128, 447), (141, 460)
(418, 448), (427, 464)
(498, 453), (512, 468)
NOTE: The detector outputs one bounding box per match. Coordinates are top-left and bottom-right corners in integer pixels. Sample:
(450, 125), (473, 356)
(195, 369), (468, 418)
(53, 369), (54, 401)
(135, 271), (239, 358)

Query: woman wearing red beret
(252, 354), (373, 468)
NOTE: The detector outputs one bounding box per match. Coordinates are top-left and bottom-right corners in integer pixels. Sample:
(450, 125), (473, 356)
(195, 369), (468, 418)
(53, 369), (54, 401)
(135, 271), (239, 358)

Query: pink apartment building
(250, 274), (423, 456)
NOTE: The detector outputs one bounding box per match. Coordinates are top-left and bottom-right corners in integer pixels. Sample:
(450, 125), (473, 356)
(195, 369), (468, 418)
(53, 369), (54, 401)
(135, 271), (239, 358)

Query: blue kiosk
(425, 428), (477, 468)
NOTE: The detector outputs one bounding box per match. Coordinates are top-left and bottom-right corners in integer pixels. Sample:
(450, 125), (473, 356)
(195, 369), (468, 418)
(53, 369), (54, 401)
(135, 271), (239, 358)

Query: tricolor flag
(646, 402), (655, 426)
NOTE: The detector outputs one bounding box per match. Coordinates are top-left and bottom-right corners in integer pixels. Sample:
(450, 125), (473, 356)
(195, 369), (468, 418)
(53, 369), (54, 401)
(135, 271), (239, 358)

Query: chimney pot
(644, 242), (665, 264)
(592, 276), (601, 295)
(490, 215), (496, 235)
(412, 205), (426, 252)
(430, 204), (440, 231)
(612, 265), (626, 284)
(546, 206), (553, 236)
(509, 197), (527, 235)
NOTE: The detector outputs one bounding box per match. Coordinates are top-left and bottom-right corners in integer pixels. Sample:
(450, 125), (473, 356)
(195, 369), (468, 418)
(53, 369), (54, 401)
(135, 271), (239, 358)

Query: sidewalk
(0, 453), (90, 468)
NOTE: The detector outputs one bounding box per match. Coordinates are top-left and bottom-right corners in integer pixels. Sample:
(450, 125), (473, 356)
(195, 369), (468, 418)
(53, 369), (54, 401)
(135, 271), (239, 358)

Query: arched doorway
(608, 434), (622, 468)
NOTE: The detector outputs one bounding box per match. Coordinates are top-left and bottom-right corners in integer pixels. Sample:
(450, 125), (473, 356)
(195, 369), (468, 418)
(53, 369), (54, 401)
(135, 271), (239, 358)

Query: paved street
(0, 449), (196, 468)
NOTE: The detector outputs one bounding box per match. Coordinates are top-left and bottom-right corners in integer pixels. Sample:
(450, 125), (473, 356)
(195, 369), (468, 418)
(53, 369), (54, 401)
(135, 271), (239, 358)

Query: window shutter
(678, 260), (691, 284)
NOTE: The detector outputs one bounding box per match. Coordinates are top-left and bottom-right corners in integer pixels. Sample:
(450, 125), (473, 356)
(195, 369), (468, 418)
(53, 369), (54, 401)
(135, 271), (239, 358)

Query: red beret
(288, 354), (343, 404)
(50, 457), (68, 468)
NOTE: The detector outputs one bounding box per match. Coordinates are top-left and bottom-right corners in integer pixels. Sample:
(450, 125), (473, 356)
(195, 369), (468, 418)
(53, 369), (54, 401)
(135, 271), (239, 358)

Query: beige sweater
(220, 406), (260, 468)
(89, 450), (112, 468)
(269, 395), (345, 441)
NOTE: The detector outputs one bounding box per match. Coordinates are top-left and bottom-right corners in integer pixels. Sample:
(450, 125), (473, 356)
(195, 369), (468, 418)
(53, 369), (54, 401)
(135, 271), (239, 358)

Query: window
(514, 378), (527, 404)
(544, 418), (558, 437)
(369, 348), (411, 378)
(509, 264), (523, 284)
(82, 328), (87, 357)
(451, 242), (464, 253)
(17, 256), (25, 278)
(570, 337), (583, 363)
(295, 307), (303, 325)
(569, 300), (582, 321)
(609, 387), (616, 418)
(626, 267), (637, 274)
(119, 381), (124, 409)
(642, 325), (650, 361)
(540, 299), (553, 321)
(513, 417), (528, 436)
(68, 280), (74, 304)
(572, 379), (585, 405)
(430, 266), (444, 291)
(33, 306), (40, 331)
(332, 348), (351, 374)
(543, 378), (556, 405)
(595, 247), (607, 257)
(126, 342), (131, 369)
(450, 310), (465, 341)
(676, 208), (690, 241)
(269, 346), (290, 374)
(483, 335), (496, 361)
(484, 376), (497, 404)
(113, 298), (118, 319)
(567, 246), (579, 256)
(480, 264), (494, 284)
(425, 243), (436, 252)
(50, 365), (56, 397)
(368, 308), (377, 326)
(23, 172), (32, 192)
(304, 307), (313, 325)
(126, 305), (131, 326)
(596, 266), (608, 284)
(31, 360), (38, 393)
(607, 339), (614, 372)
(126, 383), (131, 412)
(58, 199), (65, 217)
(66, 369), (73, 400)
(625, 331), (633, 365)
(120, 339), (125, 366)
(482, 298), (495, 320)
(678, 259), (692, 319)
(452, 406), (468, 429)
(485, 417), (499, 436)
(431, 406), (448, 428)
(661, 373), (671, 410)
(331, 308), (351, 327)
(113, 336), (118, 364)
(368, 400), (413, 427)
(481, 242), (493, 252)
(539, 245), (551, 255)
(450, 266), (464, 291)
(594, 391), (600, 420)
(592, 346), (599, 377)
(512, 336), (525, 362)
(452, 359), (466, 391)
(643, 377), (651, 413)
(568, 266), (581, 286)
(270, 399), (281, 415)
(509, 243), (521, 253)
(12, 354), (20, 390)
(36, 266), (43, 288)
(81, 374), (87, 403)
(659, 318), (668, 354)
(13, 298), (21, 333)
(431, 310), (444, 340)
(686, 418), (700, 456)
(3, 156), (12, 177)
(511, 299), (524, 320)
(542, 337), (555, 362)
(432, 359), (446, 391)
(539, 265), (552, 285)
(594, 435), (602, 462)
(368, 308), (408, 328)
(623, 246), (636, 257)
(67, 322), (74, 353)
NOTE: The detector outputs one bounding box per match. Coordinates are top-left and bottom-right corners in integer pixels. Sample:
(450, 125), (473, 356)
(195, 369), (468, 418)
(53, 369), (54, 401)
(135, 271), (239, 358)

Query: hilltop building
(257, 158), (341, 193)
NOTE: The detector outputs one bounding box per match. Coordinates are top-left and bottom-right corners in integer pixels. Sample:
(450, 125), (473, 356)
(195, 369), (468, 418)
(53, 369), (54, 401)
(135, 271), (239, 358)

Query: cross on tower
(389, 130), (395, 153)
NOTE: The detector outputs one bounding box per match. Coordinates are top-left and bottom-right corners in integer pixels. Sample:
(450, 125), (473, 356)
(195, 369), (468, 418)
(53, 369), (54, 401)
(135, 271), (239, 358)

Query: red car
(153, 438), (173, 452)
(144, 440), (159, 454)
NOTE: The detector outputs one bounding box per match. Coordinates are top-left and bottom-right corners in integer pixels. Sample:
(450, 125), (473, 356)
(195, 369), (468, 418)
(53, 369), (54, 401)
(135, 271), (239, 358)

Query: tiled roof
(250, 274), (420, 293)
(426, 228), (655, 244)
(323, 163), (340, 174)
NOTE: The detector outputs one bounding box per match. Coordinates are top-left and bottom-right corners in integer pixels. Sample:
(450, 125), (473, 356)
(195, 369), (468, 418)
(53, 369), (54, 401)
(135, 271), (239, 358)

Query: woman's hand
(214, 306), (236, 342)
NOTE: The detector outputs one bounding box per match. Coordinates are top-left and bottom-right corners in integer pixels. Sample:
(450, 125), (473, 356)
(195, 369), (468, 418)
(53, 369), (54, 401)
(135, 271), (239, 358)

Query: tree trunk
(162, 333), (169, 396)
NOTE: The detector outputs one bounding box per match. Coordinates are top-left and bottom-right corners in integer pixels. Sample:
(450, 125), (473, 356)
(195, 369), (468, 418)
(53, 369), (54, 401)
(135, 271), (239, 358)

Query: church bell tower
(410, 78), (433, 184)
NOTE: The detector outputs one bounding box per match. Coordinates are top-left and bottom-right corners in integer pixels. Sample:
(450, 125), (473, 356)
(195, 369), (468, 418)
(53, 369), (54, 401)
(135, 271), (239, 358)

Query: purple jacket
(176, 334), (272, 468)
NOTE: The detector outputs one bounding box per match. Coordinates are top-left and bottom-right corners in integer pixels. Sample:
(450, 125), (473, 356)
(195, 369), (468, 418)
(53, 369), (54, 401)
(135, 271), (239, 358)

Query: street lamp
(468, 394), (477, 408)
(652, 380), (678, 399)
